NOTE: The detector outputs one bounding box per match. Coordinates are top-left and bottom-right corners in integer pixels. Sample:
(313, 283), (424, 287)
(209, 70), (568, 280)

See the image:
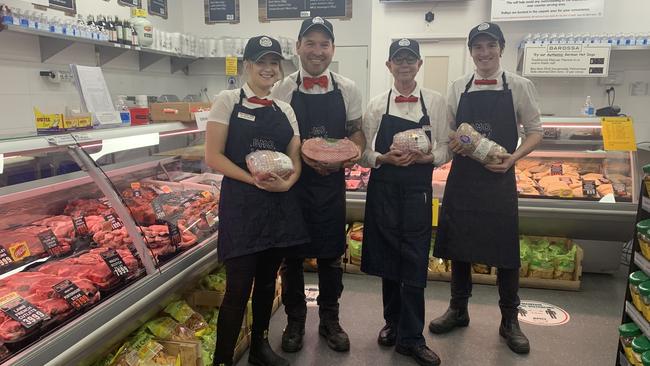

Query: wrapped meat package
(456, 123), (507, 165)
(391, 129), (432, 154)
(301, 138), (359, 168)
(245, 150), (294, 181)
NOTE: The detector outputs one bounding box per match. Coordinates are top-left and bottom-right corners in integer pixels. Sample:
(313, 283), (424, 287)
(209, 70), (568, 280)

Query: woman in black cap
(205, 35), (309, 366)
(429, 22), (542, 355)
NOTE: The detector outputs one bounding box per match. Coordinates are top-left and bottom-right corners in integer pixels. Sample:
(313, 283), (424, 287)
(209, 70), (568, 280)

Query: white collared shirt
(361, 83), (452, 168)
(447, 68), (542, 135)
(271, 67), (363, 122)
(207, 83), (300, 136)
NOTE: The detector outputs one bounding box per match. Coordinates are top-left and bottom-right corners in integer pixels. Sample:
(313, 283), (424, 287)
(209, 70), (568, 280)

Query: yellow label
(601, 117), (637, 151)
(0, 292), (20, 308)
(225, 56), (238, 76)
(161, 185), (172, 193)
(33, 107), (64, 129)
(131, 182), (141, 190)
(432, 198), (439, 227)
(8, 241), (31, 261)
(645, 180), (650, 196)
(201, 191), (213, 200)
(131, 8), (147, 17)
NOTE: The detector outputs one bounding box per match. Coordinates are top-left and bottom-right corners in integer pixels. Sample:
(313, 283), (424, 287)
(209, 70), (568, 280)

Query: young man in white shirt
(272, 16), (365, 354)
(360, 38), (451, 366)
(429, 22), (542, 355)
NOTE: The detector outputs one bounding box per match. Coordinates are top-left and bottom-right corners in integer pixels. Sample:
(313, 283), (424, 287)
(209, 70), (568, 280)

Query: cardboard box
(157, 339), (202, 366)
(150, 102), (212, 122)
(34, 107), (92, 133)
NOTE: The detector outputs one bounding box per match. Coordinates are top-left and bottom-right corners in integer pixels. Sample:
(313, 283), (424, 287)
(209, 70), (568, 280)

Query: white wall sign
(518, 300), (570, 326)
(523, 43), (611, 77)
(491, 0), (604, 22)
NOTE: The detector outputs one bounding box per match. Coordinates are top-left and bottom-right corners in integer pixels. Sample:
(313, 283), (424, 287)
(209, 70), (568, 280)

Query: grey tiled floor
(237, 268), (627, 366)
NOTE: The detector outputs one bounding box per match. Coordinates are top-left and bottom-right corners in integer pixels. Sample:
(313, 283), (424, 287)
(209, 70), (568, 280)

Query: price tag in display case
(37, 229), (66, 257)
(101, 249), (130, 277)
(72, 216), (89, 236)
(104, 214), (124, 231)
(53, 280), (90, 310)
(0, 292), (49, 329)
(0, 248), (14, 268)
(167, 222), (182, 247)
(131, 182), (142, 198)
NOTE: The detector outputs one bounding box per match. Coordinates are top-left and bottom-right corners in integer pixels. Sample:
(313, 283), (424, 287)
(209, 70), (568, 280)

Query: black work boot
(281, 320), (304, 353)
(499, 314), (530, 354)
(428, 306), (470, 334)
(249, 331), (290, 366)
(395, 343), (441, 366)
(377, 323), (397, 347)
(319, 319), (350, 352)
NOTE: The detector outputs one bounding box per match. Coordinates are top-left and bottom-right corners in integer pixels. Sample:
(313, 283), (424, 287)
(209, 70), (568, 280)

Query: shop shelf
(625, 301), (650, 338)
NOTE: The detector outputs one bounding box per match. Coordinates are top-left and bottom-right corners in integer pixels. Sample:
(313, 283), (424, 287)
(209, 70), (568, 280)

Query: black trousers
(450, 260), (520, 316)
(280, 256), (343, 322)
(213, 249), (283, 364)
(382, 278), (425, 347)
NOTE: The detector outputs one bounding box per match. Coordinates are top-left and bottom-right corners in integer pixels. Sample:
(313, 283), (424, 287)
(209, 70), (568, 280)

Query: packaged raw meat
(391, 129), (432, 154)
(301, 138), (359, 167)
(455, 123), (507, 165)
(245, 150), (294, 181)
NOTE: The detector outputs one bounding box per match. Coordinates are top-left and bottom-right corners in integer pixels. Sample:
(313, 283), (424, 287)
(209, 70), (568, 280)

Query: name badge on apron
(238, 112), (256, 122)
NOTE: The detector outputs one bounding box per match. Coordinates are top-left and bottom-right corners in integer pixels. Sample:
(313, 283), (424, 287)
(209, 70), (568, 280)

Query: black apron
(433, 73), (520, 269)
(289, 72), (347, 258)
(217, 89), (309, 262)
(361, 91), (434, 288)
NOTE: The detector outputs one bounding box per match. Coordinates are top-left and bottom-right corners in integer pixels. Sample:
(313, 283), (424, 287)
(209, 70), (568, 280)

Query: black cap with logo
(467, 22), (505, 47)
(243, 35), (284, 62)
(389, 38), (420, 60)
(298, 16), (335, 41)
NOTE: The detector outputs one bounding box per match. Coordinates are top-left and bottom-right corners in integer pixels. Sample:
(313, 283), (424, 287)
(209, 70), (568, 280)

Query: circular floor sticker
(517, 300), (570, 326)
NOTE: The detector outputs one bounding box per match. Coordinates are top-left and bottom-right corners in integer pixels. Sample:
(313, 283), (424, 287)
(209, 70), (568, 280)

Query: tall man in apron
(429, 22), (543, 354)
(360, 39), (451, 366)
(272, 17), (365, 353)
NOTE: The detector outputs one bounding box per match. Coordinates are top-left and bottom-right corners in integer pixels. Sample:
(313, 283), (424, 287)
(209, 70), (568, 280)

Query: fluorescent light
(89, 133), (160, 161)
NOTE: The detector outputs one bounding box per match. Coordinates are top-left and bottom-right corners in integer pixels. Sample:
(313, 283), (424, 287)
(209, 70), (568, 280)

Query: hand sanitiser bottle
(582, 96), (595, 117)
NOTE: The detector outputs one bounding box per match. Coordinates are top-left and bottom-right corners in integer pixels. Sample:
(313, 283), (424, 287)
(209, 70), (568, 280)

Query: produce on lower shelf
(519, 236), (578, 280)
(347, 222), (363, 266)
(428, 233), (448, 273)
(619, 322), (642, 365)
(245, 150), (294, 181)
(164, 300), (208, 332)
(199, 267), (226, 293)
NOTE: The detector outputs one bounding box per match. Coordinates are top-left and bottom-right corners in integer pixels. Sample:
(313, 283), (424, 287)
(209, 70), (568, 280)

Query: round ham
(391, 129), (432, 154)
(301, 138), (359, 165)
(246, 150), (294, 181)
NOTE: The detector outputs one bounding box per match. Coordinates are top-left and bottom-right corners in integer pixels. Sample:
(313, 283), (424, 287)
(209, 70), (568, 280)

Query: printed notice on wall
(523, 43), (610, 77)
(491, 0), (604, 22)
(601, 117), (637, 152)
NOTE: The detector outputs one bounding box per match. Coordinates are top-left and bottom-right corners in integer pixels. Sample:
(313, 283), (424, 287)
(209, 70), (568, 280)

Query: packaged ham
(301, 138), (359, 167)
(246, 150), (294, 181)
(455, 123), (507, 165)
(391, 129), (432, 154)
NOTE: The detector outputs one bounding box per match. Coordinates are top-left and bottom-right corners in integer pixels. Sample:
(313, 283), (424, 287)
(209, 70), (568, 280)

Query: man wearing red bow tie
(359, 38), (451, 366)
(271, 16), (365, 354)
(429, 22), (542, 355)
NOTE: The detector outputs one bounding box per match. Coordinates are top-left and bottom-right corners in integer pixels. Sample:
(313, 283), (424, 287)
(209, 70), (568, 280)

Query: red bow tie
(247, 96), (273, 106)
(395, 95), (419, 103)
(303, 75), (329, 89)
(474, 79), (498, 85)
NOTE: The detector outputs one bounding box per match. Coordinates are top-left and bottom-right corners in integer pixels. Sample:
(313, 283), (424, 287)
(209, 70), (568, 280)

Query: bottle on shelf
(105, 16), (117, 43)
(122, 19), (132, 46)
(582, 96), (595, 117)
(115, 96), (131, 126)
(131, 22), (139, 47)
(10, 6), (21, 26)
(130, 11), (153, 47)
(115, 16), (124, 44)
(1, 5), (12, 26)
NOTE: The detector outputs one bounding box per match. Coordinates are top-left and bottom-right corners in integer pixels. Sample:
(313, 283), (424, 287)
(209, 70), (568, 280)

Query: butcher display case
(0, 122), (221, 365)
(346, 117), (639, 244)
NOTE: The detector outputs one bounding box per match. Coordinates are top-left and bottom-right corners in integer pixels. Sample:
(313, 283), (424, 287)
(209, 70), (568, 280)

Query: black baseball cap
(468, 22), (505, 47)
(243, 36), (284, 61)
(389, 38), (420, 60)
(298, 16), (334, 41)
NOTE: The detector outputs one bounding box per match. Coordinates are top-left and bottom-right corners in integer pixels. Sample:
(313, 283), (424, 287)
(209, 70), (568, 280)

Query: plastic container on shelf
(621, 322), (643, 364)
(633, 336), (650, 366)
(632, 271), (650, 311)
(640, 281), (650, 321)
